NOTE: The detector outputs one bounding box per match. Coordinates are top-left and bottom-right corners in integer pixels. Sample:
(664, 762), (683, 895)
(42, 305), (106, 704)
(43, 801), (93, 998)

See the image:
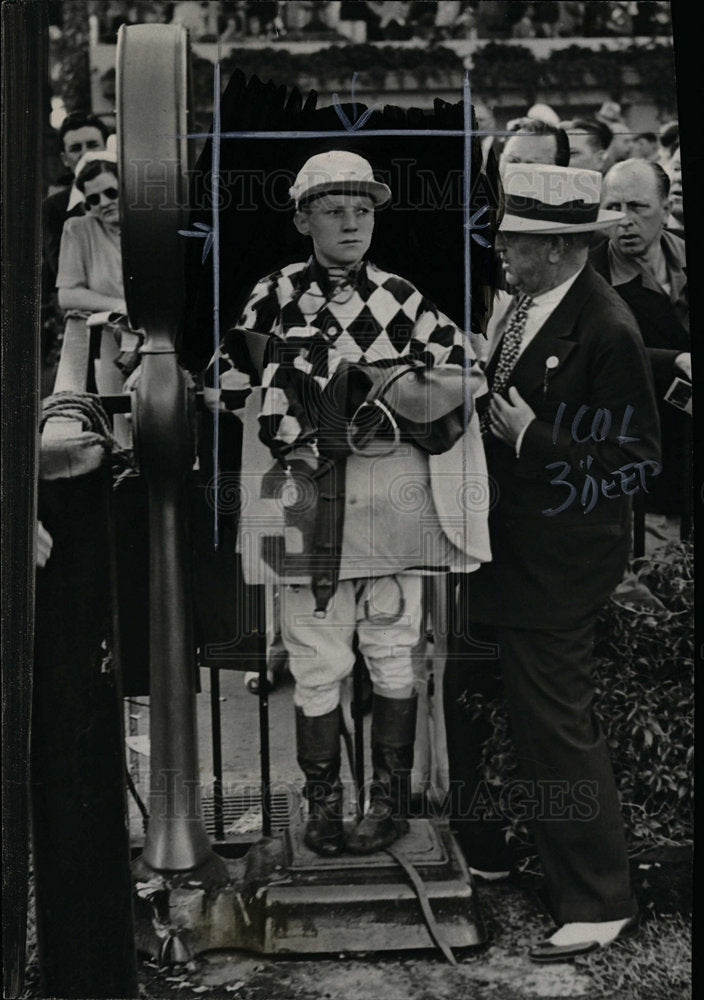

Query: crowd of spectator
(495, 101), (681, 182)
(45, 6), (683, 426)
(86, 1), (672, 45)
(489, 101), (689, 522)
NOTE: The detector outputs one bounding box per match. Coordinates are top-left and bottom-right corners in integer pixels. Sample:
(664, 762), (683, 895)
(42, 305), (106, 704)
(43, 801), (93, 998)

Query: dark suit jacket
(466, 264), (661, 629)
(590, 237), (689, 515)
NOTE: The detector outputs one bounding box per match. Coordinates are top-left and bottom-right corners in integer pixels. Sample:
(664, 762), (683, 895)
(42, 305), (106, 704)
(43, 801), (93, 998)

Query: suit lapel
(507, 265), (596, 394)
(484, 289), (513, 366)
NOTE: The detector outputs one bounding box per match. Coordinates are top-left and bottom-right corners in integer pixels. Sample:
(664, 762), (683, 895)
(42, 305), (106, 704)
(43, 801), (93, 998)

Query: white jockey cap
(289, 151), (391, 209)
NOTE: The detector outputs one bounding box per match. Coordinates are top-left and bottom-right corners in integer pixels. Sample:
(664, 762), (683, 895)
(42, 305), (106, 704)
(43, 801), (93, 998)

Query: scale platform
(133, 819), (486, 958)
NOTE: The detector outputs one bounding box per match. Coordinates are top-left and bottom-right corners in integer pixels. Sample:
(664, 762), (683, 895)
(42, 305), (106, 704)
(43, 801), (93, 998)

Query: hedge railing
(216, 43), (463, 89)
(185, 40), (676, 111)
(472, 41), (676, 108)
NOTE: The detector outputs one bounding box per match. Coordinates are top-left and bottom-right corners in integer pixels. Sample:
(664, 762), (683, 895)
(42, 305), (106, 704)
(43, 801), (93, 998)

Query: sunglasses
(85, 187), (118, 207)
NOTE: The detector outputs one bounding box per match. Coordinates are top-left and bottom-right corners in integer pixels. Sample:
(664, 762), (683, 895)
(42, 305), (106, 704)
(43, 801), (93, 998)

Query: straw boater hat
(500, 163), (624, 234)
(289, 151), (392, 209)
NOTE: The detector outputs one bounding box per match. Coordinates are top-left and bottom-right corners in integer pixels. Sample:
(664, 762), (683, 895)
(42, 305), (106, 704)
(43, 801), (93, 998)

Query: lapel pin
(543, 355), (559, 395)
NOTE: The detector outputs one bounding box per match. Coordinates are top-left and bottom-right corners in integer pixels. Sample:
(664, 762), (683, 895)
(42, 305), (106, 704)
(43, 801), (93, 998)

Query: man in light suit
(444, 163), (662, 961)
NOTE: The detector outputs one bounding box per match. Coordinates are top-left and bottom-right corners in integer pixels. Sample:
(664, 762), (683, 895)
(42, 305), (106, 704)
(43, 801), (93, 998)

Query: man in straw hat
(444, 163), (661, 961)
(207, 150), (489, 857)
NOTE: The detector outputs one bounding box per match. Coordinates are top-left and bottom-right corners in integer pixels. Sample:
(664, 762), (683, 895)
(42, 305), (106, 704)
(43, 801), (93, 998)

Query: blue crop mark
(465, 205), (491, 248)
(331, 72), (384, 132)
(177, 221), (214, 263)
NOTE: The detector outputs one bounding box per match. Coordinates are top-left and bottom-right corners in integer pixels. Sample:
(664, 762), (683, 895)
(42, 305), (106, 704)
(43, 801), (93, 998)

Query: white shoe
(530, 916), (638, 963)
(548, 918), (634, 947)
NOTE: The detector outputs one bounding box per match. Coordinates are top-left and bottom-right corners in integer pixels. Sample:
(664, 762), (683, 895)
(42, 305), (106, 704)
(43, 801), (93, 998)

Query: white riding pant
(280, 574), (422, 717)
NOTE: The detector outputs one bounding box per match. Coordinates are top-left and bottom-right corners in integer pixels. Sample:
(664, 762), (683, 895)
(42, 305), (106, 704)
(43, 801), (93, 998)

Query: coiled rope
(40, 391), (137, 485)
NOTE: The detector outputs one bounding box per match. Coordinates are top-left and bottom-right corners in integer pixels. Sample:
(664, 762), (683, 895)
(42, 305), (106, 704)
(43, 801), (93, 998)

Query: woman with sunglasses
(56, 151), (126, 315)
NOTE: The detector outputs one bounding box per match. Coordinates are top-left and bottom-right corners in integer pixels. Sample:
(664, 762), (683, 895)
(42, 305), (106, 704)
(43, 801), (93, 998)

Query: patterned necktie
(480, 292), (533, 436)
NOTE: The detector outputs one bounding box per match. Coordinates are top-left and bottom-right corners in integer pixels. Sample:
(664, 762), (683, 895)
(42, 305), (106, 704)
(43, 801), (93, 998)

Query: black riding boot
(295, 706), (345, 856)
(347, 693), (417, 855)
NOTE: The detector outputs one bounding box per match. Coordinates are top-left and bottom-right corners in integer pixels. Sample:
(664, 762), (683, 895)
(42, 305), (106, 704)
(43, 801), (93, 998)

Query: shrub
(542, 43), (625, 98)
(593, 540), (694, 846)
(471, 41), (540, 101)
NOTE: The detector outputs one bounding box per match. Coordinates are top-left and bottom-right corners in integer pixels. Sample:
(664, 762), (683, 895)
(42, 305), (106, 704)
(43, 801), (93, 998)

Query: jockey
(207, 150), (490, 856)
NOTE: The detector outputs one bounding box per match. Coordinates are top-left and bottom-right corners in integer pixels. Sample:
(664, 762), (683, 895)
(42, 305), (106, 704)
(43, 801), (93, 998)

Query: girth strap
(310, 459), (347, 617)
(385, 843), (458, 966)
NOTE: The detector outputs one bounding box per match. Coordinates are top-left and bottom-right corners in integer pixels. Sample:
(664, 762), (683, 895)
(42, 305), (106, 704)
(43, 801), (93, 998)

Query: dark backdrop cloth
(178, 69), (502, 373)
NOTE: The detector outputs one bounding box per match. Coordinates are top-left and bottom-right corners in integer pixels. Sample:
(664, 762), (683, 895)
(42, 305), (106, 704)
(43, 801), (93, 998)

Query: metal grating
(201, 787), (300, 839)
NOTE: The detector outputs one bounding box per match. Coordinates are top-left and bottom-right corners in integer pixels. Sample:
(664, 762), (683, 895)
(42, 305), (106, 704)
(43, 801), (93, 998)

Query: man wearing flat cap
(208, 150), (489, 858)
(444, 163), (661, 961)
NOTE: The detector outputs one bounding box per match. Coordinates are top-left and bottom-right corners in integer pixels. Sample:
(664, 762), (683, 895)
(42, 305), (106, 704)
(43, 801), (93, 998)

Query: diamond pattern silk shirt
(208, 257), (490, 576)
